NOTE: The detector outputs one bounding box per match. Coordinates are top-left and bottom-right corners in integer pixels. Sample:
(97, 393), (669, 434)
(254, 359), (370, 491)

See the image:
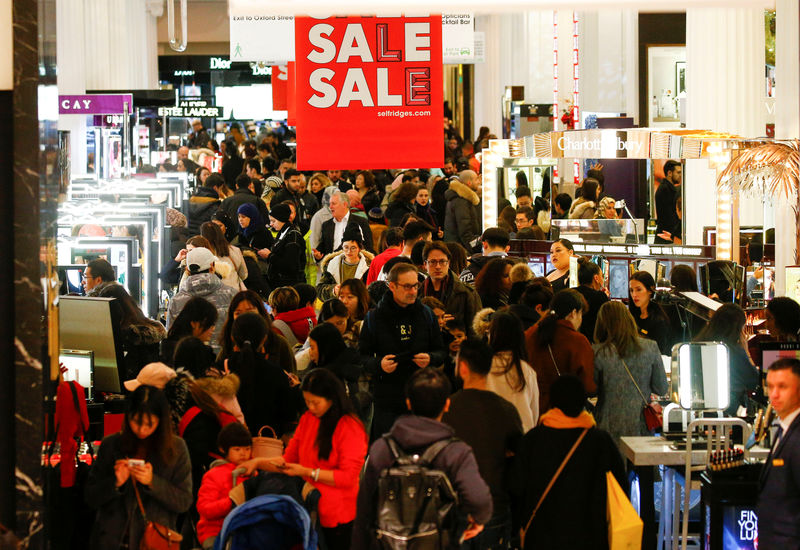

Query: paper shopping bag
(607, 471), (643, 550)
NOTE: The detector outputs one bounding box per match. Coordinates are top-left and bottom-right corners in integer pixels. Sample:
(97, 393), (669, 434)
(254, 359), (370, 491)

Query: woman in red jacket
(277, 368), (367, 550)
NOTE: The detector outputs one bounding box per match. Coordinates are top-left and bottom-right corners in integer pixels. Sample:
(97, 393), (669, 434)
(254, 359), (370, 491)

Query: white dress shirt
(332, 212), (350, 250)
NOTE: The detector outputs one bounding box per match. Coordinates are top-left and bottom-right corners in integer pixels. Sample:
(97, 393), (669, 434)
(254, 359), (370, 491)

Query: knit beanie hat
(269, 203), (292, 223)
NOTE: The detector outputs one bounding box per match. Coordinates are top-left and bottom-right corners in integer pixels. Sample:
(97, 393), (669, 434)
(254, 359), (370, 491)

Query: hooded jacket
(351, 415), (493, 550)
(167, 272), (237, 347)
(188, 186), (221, 235)
(459, 252), (522, 286)
(359, 295), (445, 412)
(443, 180), (481, 251)
(316, 250), (373, 301)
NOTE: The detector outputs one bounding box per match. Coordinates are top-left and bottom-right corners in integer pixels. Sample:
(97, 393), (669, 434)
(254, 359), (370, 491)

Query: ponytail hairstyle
(488, 311), (528, 391)
(231, 312), (269, 414)
(536, 288), (587, 348)
(301, 368), (359, 460)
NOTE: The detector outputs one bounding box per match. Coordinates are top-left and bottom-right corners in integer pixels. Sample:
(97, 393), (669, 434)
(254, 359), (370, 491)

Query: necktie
(772, 425), (784, 451)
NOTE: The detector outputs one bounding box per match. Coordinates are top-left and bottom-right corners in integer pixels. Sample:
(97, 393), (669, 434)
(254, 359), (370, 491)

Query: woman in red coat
(275, 368), (367, 550)
(524, 288), (596, 412)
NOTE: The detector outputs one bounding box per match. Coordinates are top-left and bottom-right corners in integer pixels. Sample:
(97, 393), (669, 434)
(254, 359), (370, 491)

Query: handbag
(132, 480), (182, 550)
(619, 357), (663, 433)
(519, 428), (588, 549)
(606, 471), (643, 550)
(252, 425), (284, 459)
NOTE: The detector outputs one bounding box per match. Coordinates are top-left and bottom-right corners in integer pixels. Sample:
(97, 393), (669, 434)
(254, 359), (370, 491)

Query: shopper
(654, 160), (682, 244)
(545, 238), (575, 292)
(575, 257), (609, 343)
(459, 227), (512, 286)
(273, 168), (318, 234)
(366, 227), (403, 285)
(317, 226), (373, 301)
(512, 375), (625, 550)
(85, 386), (192, 550)
(308, 322), (365, 415)
(83, 258), (120, 297)
(220, 138), (244, 189)
(226, 312), (301, 436)
(160, 296), (217, 365)
(694, 303), (759, 415)
(221, 173), (270, 230)
(420, 241), (482, 333)
(309, 172), (334, 206)
(352, 368), (493, 550)
(444, 170), (482, 252)
(359, 263), (446, 440)
(487, 310), (539, 432)
(200, 221), (247, 291)
(568, 178), (599, 219)
(278, 368), (368, 550)
(234, 202), (273, 258)
(317, 191), (374, 257)
(414, 186), (440, 234)
(385, 182), (418, 228)
(507, 279), (554, 331)
(765, 296), (800, 341)
(474, 257), (513, 310)
(188, 173), (225, 235)
(524, 288), (595, 412)
(442, 338), (523, 550)
(260, 202), (307, 289)
(628, 271), (671, 355)
(270, 286), (316, 346)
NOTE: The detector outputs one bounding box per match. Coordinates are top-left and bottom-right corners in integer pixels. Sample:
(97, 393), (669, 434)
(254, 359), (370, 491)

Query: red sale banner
(287, 61), (297, 126)
(294, 15), (443, 170)
(272, 65), (288, 111)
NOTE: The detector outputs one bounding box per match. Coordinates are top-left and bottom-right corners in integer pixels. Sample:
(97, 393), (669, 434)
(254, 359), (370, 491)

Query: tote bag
(606, 471), (643, 550)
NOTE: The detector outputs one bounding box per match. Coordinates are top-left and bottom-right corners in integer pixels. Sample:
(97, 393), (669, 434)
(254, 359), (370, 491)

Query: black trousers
(322, 521), (353, 550)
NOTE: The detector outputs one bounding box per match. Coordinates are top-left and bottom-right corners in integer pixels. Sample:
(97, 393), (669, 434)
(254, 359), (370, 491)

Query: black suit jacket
(319, 214), (374, 255)
(758, 412), (800, 548)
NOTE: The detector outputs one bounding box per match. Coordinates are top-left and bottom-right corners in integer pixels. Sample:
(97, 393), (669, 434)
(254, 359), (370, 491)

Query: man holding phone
(359, 262), (446, 442)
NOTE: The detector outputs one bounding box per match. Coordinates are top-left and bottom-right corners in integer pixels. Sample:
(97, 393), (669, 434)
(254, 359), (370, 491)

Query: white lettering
(376, 68), (402, 106)
(82, 100), (92, 109)
(336, 24), (373, 63)
(404, 22), (430, 62)
(276, 65), (289, 81)
(308, 68), (336, 108)
(337, 68), (374, 107)
(308, 24), (336, 64)
(61, 99), (70, 109)
(210, 57), (232, 70)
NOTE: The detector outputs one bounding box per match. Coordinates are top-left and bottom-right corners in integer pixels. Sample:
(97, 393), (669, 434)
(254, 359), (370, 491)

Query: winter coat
(319, 214), (374, 255)
(273, 306), (317, 344)
(316, 250), (373, 301)
(166, 273), (237, 348)
(444, 180), (481, 251)
(459, 253), (522, 286)
(360, 188), (382, 214)
(524, 319), (597, 412)
(512, 422), (625, 550)
(420, 271), (482, 334)
(283, 412), (367, 527)
(220, 188), (270, 228)
(216, 245), (248, 291)
(85, 434), (192, 550)
(351, 415), (493, 550)
(266, 225), (307, 288)
(180, 401), (238, 498)
(118, 321), (167, 381)
(385, 200), (415, 227)
(592, 339), (668, 446)
(486, 351), (540, 433)
(187, 187), (221, 235)
(359, 295), (446, 414)
(273, 187), (319, 234)
(196, 461), (249, 544)
(568, 198), (597, 219)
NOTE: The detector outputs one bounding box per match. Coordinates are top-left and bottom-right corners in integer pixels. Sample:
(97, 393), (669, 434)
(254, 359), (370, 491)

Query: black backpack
(375, 435), (460, 549)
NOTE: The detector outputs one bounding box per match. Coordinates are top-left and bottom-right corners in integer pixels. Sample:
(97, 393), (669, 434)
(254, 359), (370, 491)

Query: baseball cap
(186, 247), (216, 274)
(124, 362), (177, 392)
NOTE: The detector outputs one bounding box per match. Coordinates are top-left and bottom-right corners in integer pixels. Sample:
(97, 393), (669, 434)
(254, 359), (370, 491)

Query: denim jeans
(460, 510), (512, 550)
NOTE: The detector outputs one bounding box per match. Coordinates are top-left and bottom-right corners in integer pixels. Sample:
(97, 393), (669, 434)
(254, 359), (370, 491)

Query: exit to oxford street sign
(58, 94), (134, 115)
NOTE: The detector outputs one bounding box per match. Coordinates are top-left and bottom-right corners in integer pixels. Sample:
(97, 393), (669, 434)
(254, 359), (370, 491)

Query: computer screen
(57, 265), (86, 295)
(59, 350), (94, 400)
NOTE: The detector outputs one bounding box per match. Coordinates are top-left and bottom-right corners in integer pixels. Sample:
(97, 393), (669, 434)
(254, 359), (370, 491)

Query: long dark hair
(98, 284), (162, 332)
(119, 386), (176, 465)
(628, 271), (668, 321)
(309, 322), (347, 367)
(488, 311), (528, 391)
(200, 221), (231, 257)
(230, 313), (269, 414)
(536, 289), (587, 347)
(218, 290), (271, 359)
(474, 257), (512, 298)
(670, 265), (698, 292)
(695, 303), (746, 349)
(339, 278), (370, 320)
(167, 296), (217, 341)
(318, 299), (348, 324)
(301, 368), (359, 460)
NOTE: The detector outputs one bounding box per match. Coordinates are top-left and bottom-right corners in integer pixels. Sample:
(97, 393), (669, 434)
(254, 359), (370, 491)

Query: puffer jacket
(166, 273), (237, 347)
(443, 180), (481, 251)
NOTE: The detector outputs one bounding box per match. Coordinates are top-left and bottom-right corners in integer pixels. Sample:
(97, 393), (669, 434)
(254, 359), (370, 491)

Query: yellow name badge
(773, 458), (785, 467)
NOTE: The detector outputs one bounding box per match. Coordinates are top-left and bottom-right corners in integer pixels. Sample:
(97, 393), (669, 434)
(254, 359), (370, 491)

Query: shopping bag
(607, 471), (643, 550)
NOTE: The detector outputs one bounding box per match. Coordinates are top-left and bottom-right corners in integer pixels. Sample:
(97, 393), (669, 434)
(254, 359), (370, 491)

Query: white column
(684, 8), (766, 248)
(774, 0), (800, 295)
(473, 14), (503, 138)
(57, 0), (89, 174)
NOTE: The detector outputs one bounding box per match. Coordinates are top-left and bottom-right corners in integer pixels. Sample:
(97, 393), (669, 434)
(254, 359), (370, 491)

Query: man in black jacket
(187, 173), (225, 235)
(272, 168), (318, 234)
(359, 263), (445, 441)
(421, 241), (481, 334)
(575, 258), (609, 343)
(316, 190), (374, 257)
(352, 368), (493, 550)
(219, 174), (270, 231)
(444, 170), (481, 252)
(459, 227), (517, 286)
(654, 160), (682, 244)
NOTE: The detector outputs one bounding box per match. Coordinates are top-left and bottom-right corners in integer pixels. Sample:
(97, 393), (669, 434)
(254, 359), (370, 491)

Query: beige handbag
(252, 425), (284, 458)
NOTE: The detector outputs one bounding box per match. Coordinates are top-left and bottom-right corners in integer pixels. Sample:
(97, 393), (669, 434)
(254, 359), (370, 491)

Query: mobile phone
(128, 458), (145, 467)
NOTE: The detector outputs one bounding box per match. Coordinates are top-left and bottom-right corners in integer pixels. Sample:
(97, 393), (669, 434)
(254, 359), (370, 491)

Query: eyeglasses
(425, 259), (449, 266)
(342, 245), (360, 252)
(395, 282), (421, 291)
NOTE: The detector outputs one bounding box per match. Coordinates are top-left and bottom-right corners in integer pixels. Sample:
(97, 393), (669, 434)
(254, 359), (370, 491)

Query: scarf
(237, 203), (263, 238)
(540, 407), (596, 429)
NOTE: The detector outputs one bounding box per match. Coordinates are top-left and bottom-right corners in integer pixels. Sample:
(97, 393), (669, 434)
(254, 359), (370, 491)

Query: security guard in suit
(758, 357), (800, 548)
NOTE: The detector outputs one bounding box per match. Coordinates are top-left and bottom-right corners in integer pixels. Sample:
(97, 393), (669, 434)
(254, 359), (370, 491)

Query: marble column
(773, 0), (799, 295)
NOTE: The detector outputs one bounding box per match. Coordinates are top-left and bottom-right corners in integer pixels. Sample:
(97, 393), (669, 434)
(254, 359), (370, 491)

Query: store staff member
(654, 160), (681, 244)
(758, 357), (800, 548)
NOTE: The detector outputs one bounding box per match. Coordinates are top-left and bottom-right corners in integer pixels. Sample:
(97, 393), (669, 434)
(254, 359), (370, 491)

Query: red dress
(283, 412), (367, 527)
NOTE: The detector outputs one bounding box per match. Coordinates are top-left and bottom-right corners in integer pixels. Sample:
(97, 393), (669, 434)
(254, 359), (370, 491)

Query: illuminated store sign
(157, 100), (222, 118)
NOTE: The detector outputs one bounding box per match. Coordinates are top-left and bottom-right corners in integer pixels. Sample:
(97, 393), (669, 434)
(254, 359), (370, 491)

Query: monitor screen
(57, 265), (86, 295)
(59, 350), (94, 400)
(59, 296), (124, 394)
(608, 259), (630, 300)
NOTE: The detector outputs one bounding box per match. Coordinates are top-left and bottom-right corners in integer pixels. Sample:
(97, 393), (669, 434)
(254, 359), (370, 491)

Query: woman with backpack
(276, 368), (368, 550)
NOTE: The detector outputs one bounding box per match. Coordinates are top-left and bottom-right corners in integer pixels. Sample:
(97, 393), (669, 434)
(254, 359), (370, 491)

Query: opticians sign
(293, 15), (443, 169)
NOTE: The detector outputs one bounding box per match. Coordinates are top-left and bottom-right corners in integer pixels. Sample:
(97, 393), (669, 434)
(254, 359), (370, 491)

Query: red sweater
(366, 247), (402, 285)
(274, 306), (317, 342)
(196, 462), (249, 543)
(283, 412), (367, 527)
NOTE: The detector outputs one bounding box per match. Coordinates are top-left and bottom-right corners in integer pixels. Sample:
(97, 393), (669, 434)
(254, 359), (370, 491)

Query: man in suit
(758, 357), (800, 548)
(314, 190), (373, 258)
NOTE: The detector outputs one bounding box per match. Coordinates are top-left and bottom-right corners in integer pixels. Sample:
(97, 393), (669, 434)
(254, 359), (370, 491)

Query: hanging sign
(272, 64), (289, 111)
(287, 62), (297, 126)
(293, 15), (443, 170)
(442, 14), (473, 63)
(58, 94), (133, 115)
(157, 100), (222, 118)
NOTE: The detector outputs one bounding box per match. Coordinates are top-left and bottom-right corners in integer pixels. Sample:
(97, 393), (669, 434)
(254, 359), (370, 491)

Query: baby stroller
(213, 494), (317, 550)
